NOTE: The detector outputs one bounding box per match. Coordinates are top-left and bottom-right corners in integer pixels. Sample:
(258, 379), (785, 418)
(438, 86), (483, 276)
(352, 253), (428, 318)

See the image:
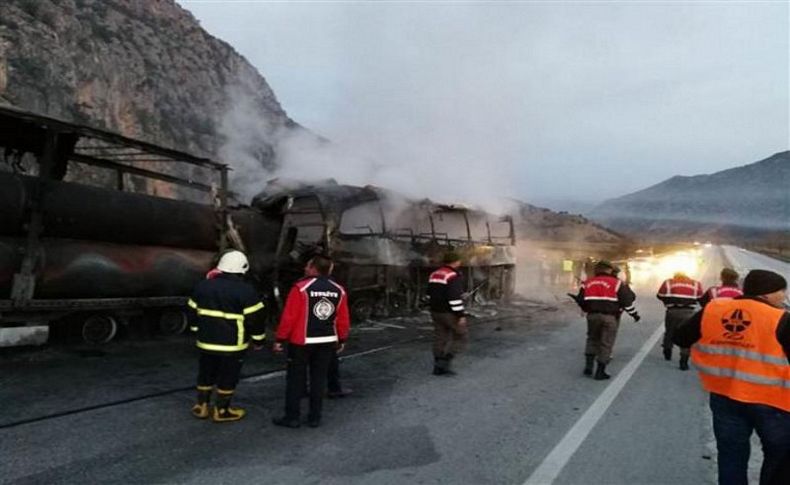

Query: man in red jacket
(700, 268), (743, 307)
(272, 254), (350, 428)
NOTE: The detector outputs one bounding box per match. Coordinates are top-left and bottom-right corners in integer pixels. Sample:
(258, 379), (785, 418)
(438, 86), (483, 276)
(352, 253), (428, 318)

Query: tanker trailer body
(0, 106), (279, 345)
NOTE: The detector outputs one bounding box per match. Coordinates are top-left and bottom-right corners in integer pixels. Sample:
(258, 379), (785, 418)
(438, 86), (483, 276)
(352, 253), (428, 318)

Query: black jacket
(187, 273), (266, 353)
(427, 266), (466, 315)
(673, 296), (790, 362)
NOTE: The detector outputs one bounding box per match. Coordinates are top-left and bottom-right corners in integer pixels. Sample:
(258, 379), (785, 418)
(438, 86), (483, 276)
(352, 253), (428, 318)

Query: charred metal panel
(0, 237), (213, 300)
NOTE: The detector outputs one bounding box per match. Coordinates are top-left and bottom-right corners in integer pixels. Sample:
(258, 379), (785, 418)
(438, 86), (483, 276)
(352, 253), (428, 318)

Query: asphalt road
(0, 246), (783, 484)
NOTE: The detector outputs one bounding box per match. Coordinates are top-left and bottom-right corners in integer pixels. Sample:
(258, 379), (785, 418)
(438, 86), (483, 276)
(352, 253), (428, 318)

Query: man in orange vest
(700, 267), (743, 307)
(674, 269), (790, 485)
(657, 272), (704, 370)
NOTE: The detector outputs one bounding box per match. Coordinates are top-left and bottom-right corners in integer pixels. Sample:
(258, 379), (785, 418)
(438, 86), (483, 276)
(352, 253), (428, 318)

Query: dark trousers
(710, 393), (790, 485)
(197, 351), (244, 391)
(585, 313), (619, 364)
(328, 351), (342, 393)
(431, 312), (468, 358)
(285, 343), (335, 420)
(663, 307), (695, 358)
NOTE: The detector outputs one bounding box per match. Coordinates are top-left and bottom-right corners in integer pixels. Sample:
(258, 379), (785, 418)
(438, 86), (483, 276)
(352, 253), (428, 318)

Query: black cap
(742, 269), (787, 296)
(442, 251), (462, 265)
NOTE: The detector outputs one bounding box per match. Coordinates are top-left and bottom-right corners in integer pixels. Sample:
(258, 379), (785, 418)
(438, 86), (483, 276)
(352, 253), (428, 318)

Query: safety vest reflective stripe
(694, 362), (790, 389)
(187, 299), (198, 309)
(243, 302), (265, 315)
(584, 296), (618, 301)
(695, 344), (789, 366)
(251, 334), (266, 341)
(197, 341), (249, 352)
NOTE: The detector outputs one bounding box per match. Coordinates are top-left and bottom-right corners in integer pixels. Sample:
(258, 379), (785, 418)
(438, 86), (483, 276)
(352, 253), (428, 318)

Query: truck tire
(158, 310), (188, 336)
(81, 315), (118, 345)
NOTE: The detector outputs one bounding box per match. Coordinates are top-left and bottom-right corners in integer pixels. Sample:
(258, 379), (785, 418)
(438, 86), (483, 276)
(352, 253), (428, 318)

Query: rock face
(591, 151), (790, 241)
(0, 0), (293, 169)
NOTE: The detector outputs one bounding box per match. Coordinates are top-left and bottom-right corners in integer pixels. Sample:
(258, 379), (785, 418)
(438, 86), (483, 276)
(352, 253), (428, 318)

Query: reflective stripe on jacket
(187, 273), (266, 353)
(275, 276), (350, 346)
(427, 266), (466, 315)
(708, 285), (744, 300)
(692, 298), (790, 412)
(657, 277), (703, 307)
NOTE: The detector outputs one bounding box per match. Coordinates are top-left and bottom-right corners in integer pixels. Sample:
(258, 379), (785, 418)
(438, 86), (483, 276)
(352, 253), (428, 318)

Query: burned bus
(253, 180), (517, 322)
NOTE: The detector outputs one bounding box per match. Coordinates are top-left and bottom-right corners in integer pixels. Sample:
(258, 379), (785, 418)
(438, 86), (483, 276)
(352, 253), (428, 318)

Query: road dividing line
(523, 324), (664, 485)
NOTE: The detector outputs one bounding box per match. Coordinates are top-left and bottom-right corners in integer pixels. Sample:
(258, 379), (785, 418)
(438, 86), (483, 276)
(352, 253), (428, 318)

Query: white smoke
(218, 85), (520, 215)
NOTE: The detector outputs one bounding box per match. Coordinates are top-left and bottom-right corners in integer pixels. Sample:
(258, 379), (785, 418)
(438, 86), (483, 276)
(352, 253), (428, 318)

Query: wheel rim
(82, 315), (118, 345)
(159, 310), (187, 336)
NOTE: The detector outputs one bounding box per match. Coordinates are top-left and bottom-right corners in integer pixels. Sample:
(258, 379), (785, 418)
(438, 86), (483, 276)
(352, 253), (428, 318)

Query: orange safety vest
(692, 298), (790, 412)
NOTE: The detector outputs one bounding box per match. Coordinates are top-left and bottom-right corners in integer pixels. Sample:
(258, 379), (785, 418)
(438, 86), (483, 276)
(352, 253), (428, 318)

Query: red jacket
(275, 276), (350, 345)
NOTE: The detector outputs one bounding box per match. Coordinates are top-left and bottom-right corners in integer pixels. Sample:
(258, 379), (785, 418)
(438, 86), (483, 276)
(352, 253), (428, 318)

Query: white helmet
(216, 250), (249, 274)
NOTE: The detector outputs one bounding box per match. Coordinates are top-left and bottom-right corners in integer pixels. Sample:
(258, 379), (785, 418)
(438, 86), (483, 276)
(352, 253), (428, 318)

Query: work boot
(679, 356), (689, 371)
(191, 385), (212, 419)
(663, 347), (672, 361)
(212, 390), (246, 423)
(593, 362), (611, 381)
(433, 356), (456, 376)
(583, 354), (595, 376)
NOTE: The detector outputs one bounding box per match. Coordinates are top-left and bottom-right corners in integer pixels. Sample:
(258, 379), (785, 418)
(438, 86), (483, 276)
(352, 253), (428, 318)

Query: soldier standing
(657, 272), (703, 370)
(574, 260), (641, 380)
(428, 251), (469, 376)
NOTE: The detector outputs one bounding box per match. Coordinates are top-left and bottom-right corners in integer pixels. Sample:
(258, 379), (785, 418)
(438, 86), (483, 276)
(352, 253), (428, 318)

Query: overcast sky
(182, 1), (788, 207)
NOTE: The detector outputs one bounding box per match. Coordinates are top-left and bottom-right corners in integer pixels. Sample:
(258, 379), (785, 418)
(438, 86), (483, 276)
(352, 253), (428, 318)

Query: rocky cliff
(0, 0), (294, 171)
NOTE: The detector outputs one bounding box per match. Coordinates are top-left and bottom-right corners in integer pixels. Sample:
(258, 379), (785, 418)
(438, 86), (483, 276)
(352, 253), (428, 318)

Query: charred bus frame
(255, 181), (517, 321)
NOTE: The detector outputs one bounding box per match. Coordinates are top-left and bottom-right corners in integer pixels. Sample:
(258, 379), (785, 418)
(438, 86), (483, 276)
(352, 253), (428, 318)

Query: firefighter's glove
(632, 313), (641, 323)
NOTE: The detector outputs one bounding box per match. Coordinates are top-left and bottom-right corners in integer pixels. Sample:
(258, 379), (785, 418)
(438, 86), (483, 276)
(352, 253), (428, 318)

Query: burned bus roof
(0, 105), (227, 171)
(252, 178), (501, 218)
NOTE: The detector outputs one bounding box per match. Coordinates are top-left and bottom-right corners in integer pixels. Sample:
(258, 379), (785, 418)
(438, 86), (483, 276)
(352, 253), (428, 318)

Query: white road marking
(523, 324), (664, 485)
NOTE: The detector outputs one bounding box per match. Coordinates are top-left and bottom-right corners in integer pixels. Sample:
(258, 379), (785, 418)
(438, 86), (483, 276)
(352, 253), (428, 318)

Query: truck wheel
(351, 298), (374, 324)
(159, 310), (187, 336)
(81, 315), (118, 345)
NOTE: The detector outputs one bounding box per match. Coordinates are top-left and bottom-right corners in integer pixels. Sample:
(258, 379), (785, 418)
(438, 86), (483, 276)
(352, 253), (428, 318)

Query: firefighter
(574, 260), (641, 380)
(187, 250), (266, 423)
(272, 254), (350, 428)
(428, 251), (469, 376)
(657, 272), (703, 370)
(700, 268), (743, 307)
(674, 269), (790, 485)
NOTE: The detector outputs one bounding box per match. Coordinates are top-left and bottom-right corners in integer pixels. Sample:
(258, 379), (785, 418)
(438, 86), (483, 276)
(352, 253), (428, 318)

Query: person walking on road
(187, 250), (266, 423)
(574, 260), (641, 380)
(272, 254), (350, 428)
(428, 251), (469, 376)
(674, 269), (790, 485)
(657, 271), (704, 370)
(700, 268), (743, 307)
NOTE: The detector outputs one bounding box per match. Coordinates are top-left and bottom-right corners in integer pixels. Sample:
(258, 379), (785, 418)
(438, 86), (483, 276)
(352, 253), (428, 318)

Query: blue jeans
(710, 393), (790, 485)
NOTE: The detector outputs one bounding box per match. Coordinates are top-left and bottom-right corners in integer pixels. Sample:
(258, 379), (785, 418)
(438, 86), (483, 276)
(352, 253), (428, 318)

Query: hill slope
(591, 151), (790, 240)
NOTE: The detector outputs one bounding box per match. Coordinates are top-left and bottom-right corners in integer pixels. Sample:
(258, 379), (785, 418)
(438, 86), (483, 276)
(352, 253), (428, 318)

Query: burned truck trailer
(0, 106), (280, 344)
(254, 181), (517, 321)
